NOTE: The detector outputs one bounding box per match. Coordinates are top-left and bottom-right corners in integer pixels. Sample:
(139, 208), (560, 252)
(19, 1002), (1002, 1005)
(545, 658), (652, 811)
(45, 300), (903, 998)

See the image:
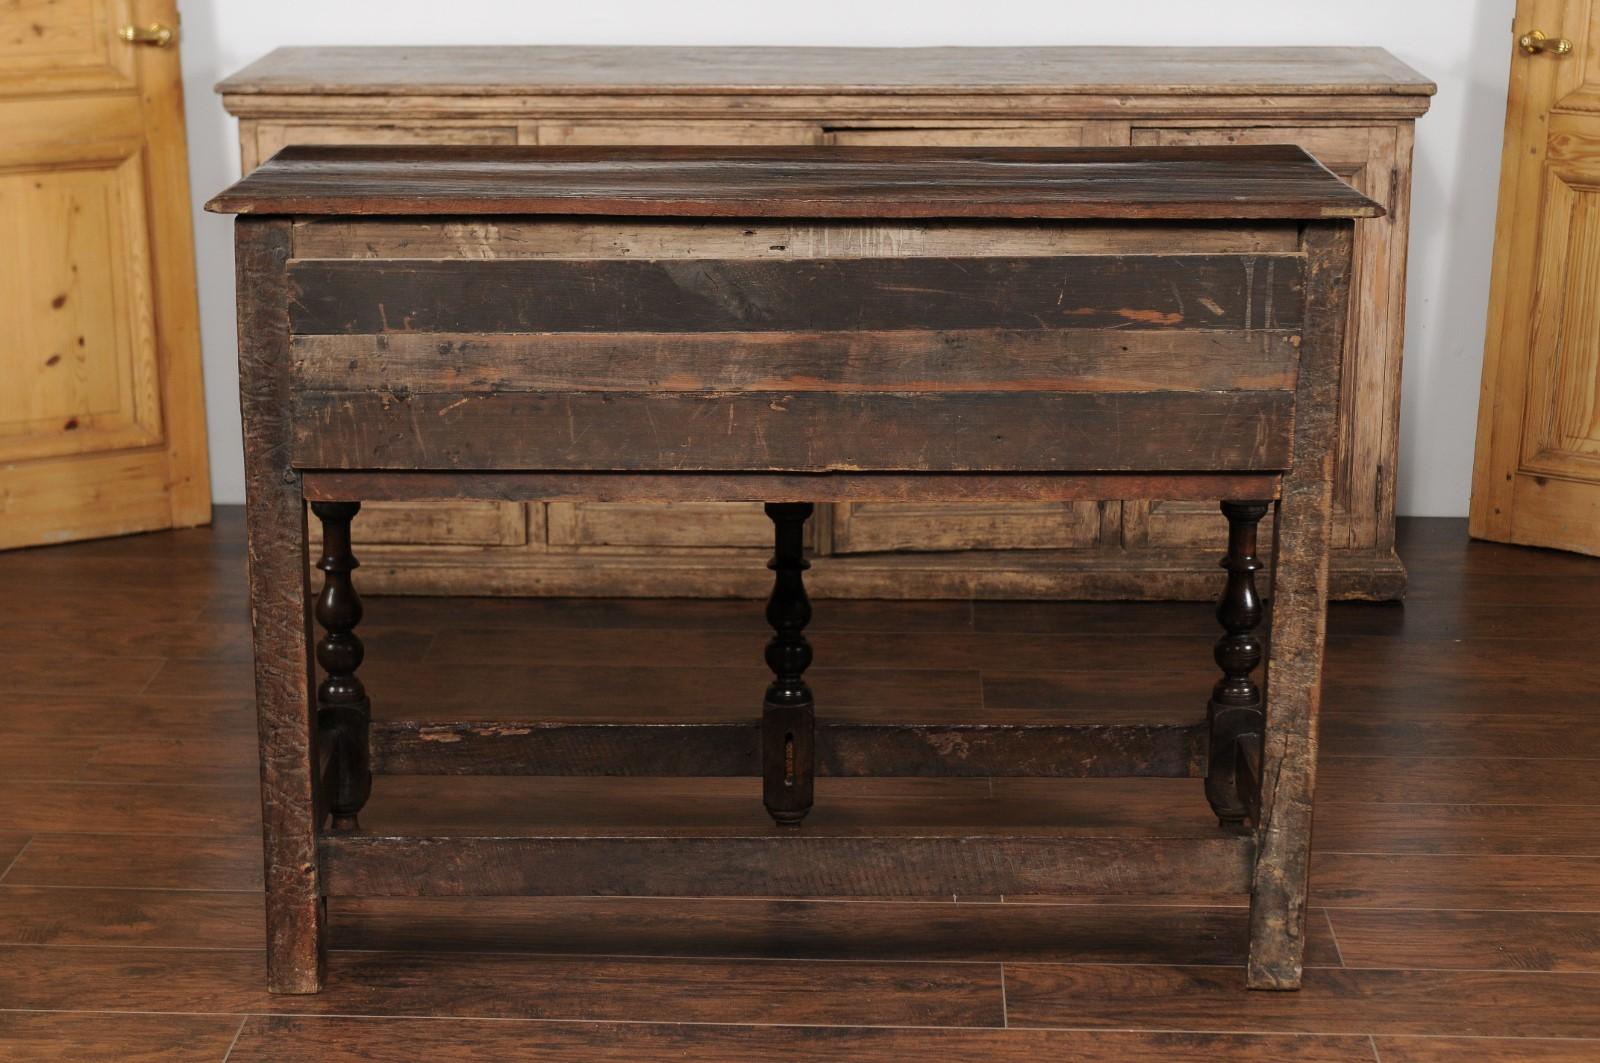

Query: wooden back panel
(282, 217), (1309, 474)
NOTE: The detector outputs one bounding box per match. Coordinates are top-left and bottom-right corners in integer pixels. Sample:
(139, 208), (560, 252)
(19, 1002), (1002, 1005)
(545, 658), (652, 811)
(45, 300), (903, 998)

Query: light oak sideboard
(218, 45), (1434, 601)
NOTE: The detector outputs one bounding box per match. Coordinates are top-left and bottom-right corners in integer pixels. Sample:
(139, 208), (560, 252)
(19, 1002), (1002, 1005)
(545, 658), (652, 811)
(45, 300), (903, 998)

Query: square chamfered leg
(1246, 221), (1351, 990)
(237, 218), (327, 993)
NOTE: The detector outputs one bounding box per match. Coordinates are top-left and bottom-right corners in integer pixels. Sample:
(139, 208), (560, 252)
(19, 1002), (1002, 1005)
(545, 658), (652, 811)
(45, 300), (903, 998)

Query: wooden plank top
(206, 144), (1383, 220)
(216, 46), (1435, 98)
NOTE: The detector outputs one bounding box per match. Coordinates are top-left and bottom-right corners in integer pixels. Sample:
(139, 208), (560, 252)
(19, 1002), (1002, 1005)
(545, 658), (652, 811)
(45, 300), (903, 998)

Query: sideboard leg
(312, 500), (372, 833)
(237, 218), (325, 993)
(1207, 500), (1270, 833)
(762, 502), (816, 827)
(1248, 220), (1348, 990)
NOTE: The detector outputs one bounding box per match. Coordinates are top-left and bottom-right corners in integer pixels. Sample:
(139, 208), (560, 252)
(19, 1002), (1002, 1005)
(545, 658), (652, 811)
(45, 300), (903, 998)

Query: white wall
(178, 0), (1517, 516)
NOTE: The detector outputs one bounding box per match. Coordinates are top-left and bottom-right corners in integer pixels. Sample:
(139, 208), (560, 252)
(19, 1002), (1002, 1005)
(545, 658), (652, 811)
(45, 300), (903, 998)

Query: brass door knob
(1519, 29), (1573, 55)
(119, 22), (174, 47)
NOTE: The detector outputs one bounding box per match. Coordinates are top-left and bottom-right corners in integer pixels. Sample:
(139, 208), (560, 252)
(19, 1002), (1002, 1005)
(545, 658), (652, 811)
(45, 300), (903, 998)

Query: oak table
(209, 144), (1377, 994)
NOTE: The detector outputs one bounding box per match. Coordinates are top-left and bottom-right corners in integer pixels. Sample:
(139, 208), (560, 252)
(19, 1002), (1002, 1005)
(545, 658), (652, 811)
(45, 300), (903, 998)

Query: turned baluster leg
(1206, 499), (1270, 833)
(311, 500), (371, 832)
(762, 502), (815, 827)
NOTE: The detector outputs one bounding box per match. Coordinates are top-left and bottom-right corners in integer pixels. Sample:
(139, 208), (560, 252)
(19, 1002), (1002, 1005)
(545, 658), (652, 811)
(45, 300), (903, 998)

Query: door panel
(0, 147), (162, 463)
(0, 0), (135, 95)
(0, 1), (208, 550)
(1473, 0), (1600, 556)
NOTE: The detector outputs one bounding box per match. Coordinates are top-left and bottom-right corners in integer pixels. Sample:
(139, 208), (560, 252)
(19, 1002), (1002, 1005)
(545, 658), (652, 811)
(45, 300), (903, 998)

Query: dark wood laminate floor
(1, 512), (1597, 1061)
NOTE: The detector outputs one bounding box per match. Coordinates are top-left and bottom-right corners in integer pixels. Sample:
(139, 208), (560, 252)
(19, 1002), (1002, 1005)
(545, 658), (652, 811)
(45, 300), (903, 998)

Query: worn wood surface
(224, 161), (1351, 991)
(302, 471), (1282, 505)
(291, 390), (1295, 473)
(293, 328), (1301, 395)
(234, 219), (324, 993)
(216, 45), (1437, 98)
(218, 51), (1429, 604)
(290, 216), (1304, 259)
(318, 833), (1255, 898)
(1247, 222), (1352, 989)
(207, 144), (1382, 220)
(367, 719), (1205, 778)
(2, 515), (1599, 1059)
(286, 253), (1304, 334)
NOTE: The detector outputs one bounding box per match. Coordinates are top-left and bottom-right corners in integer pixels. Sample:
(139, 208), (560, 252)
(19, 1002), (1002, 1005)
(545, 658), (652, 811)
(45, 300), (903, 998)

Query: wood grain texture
(208, 144), (1382, 220)
(286, 253), (1305, 334)
(303, 470), (1282, 505)
(216, 45), (1437, 97)
(216, 49), (1428, 604)
(0, 0), (212, 550)
(1247, 221), (1352, 989)
(292, 328), (1302, 395)
(318, 833), (1254, 898)
(1003, 964), (1600, 1038)
(0, 1013), (244, 1063)
(0, 944), (1005, 1028)
(290, 390), (1295, 473)
(290, 216), (1304, 260)
(4, 513), (1600, 1055)
(367, 719), (1205, 778)
(225, 1016), (1382, 1062)
(235, 217), (324, 993)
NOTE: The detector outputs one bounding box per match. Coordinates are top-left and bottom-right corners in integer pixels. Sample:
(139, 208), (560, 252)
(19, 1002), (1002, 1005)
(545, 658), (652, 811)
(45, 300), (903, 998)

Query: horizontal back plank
(319, 832), (1257, 897)
(287, 254), (1305, 334)
(290, 218), (1303, 260)
(302, 470), (1283, 505)
(292, 329), (1301, 395)
(289, 390), (1294, 472)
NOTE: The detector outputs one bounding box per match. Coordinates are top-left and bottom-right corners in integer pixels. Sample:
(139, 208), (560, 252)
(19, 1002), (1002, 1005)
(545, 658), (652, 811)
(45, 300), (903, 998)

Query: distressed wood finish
(319, 833), (1257, 899)
(217, 45), (1436, 99)
(219, 46), (1431, 604)
(216, 145), (1363, 994)
(285, 252), (1307, 333)
(1247, 222), (1351, 989)
(235, 218), (324, 993)
(214, 144), (1379, 220)
(292, 391), (1295, 474)
(292, 328), (1303, 395)
(302, 470), (1283, 505)
(367, 720), (1208, 779)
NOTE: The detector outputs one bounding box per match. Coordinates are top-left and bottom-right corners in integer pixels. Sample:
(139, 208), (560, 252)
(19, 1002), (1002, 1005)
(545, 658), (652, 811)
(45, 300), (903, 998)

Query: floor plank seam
(1322, 908), (1347, 967)
(219, 1015), (248, 1063)
(999, 964), (1009, 1028)
(0, 839), (32, 884)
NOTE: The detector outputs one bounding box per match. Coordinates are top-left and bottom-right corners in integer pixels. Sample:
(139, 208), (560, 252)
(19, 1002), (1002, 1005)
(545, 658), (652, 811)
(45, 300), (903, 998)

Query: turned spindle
(762, 502), (816, 827)
(1206, 499), (1270, 832)
(312, 500), (371, 832)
